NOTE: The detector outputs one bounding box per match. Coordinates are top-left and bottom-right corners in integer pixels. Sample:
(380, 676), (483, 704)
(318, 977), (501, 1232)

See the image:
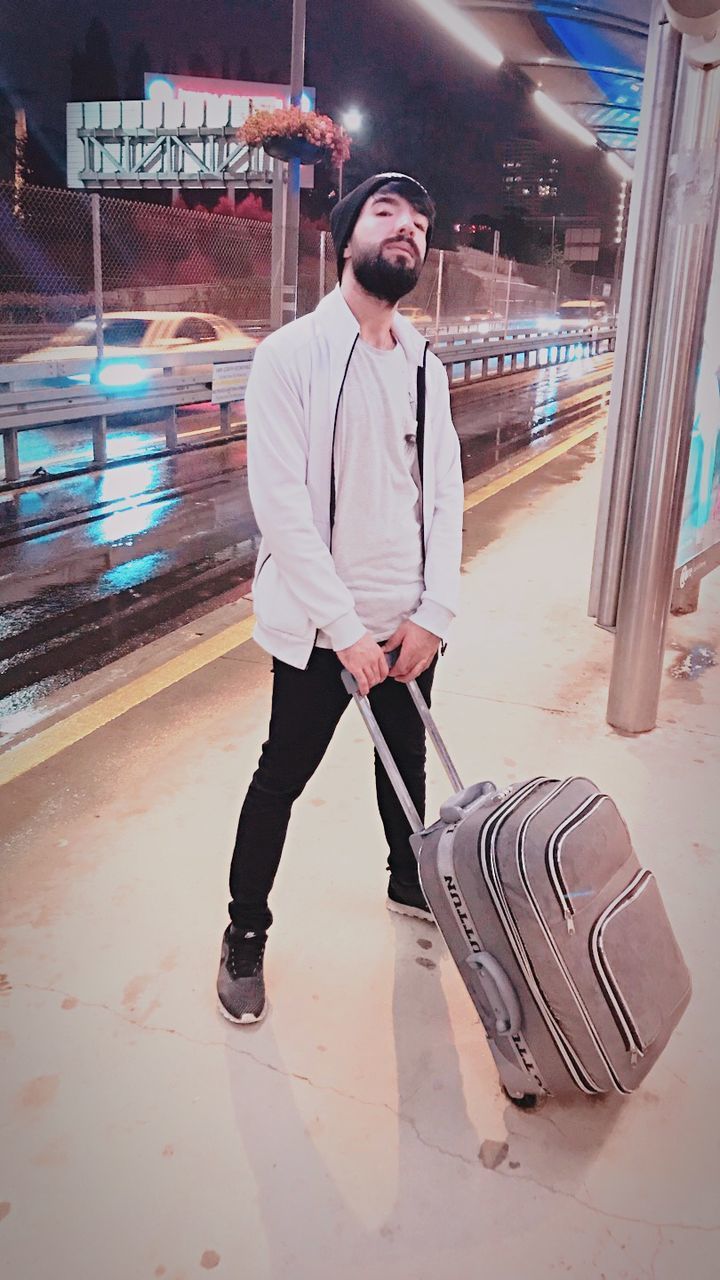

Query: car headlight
(96, 361), (149, 389)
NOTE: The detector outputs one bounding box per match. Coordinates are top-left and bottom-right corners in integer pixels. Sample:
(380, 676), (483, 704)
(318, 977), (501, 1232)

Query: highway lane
(0, 353), (612, 737)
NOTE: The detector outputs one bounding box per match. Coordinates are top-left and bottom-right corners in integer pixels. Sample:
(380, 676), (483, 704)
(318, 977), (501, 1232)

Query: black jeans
(228, 647), (437, 933)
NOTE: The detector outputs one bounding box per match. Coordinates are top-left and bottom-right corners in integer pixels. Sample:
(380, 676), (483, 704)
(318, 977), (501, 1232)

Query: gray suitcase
(342, 666), (692, 1105)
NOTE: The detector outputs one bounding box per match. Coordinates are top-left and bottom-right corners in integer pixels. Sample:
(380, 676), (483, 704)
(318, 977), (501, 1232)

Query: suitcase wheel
(502, 1086), (540, 1110)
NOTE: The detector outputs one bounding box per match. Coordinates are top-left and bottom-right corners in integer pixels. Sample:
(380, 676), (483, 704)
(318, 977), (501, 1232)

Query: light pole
(338, 107), (363, 200)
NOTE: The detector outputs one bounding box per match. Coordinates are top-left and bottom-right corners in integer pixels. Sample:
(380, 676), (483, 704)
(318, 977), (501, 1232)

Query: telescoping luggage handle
(341, 653), (495, 835)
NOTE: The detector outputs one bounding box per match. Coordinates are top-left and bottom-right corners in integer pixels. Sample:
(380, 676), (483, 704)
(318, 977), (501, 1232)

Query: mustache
(382, 237), (420, 261)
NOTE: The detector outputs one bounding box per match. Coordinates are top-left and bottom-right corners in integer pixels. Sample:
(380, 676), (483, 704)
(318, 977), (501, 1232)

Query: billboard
(564, 227), (601, 262)
(675, 223), (720, 587)
(67, 75), (318, 189)
(144, 73), (316, 124)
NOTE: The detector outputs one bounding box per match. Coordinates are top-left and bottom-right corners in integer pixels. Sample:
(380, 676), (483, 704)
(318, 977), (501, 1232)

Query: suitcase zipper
(514, 785), (633, 1093)
(477, 780), (604, 1095)
(546, 793), (607, 934)
(589, 870), (651, 1062)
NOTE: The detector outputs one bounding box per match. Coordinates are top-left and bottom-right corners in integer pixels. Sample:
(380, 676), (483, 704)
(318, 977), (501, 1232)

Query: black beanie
(330, 172), (435, 280)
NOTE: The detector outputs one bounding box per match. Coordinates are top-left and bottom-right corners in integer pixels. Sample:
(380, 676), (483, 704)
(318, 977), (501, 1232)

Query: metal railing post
(3, 429), (20, 483)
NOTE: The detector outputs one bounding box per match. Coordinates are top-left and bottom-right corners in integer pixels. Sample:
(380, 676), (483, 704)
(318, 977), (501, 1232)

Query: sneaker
(386, 875), (435, 923)
(217, 926), (267, 1024)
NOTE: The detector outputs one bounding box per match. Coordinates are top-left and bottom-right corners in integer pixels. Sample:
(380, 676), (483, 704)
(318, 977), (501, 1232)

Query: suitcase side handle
(341, 650), (464, 794)
(467, 951), (522, 1037)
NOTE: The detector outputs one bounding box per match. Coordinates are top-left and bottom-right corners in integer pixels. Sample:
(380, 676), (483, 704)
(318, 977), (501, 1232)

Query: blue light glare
(97, 361), (149, 390)
(87, 458), (180, 545)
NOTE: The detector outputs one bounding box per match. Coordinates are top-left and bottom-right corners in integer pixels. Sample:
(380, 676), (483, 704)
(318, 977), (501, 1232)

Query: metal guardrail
(0, 323), (616, 486)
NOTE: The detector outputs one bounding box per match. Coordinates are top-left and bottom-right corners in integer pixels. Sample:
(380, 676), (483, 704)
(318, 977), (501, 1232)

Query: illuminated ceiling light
(407, 0), (504, 68)
(607, 152), (634, 182)
(533, 91), (596, 147)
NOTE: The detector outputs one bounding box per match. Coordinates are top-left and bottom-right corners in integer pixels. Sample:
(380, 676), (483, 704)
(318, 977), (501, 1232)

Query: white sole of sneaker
(386, 898), (436, 923)
(217, 999), (268, 1025)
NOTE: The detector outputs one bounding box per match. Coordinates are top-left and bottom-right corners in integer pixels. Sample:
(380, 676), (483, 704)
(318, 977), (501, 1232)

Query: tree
(69, 19), (120, 103)
(125, 42), (152, 100)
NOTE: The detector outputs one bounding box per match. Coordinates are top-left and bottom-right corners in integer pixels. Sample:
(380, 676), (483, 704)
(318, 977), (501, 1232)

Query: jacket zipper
(329, 334), (360, 550)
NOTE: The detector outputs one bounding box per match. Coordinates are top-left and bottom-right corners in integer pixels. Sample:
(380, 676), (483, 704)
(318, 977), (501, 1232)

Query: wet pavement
(0, 355), (612, 739)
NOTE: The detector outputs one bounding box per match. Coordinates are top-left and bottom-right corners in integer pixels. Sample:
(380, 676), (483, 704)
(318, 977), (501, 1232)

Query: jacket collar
(315, 286), (428, 366)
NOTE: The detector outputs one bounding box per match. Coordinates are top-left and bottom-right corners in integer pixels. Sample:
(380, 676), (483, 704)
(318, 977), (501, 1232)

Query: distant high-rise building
(502, 134), (560, 217)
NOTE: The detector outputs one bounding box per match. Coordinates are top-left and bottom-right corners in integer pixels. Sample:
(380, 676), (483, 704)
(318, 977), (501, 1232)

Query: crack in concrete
(15, 982), (720, 1236)
(650, 1226), (664, 1280)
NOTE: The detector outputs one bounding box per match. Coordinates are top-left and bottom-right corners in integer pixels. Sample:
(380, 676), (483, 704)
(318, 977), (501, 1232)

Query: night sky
(2, 0), (621, 230)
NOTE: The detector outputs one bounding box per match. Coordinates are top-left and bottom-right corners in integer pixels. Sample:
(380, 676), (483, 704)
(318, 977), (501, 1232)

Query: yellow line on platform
(1, 419), (598, 785)
(463, 420), (599, 512)
(0, 617), (256, 786)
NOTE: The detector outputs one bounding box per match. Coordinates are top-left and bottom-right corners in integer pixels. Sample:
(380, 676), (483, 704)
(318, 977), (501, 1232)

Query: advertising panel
(675, 222), (720, 589)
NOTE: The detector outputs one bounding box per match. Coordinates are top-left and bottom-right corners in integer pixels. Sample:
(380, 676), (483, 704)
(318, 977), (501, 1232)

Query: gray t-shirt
(317, 337), (424, 647)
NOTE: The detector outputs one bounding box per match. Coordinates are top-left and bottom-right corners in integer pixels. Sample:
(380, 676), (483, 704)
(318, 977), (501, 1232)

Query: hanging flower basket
(239, 107), (350, 167)
(262, 135), (326, 165)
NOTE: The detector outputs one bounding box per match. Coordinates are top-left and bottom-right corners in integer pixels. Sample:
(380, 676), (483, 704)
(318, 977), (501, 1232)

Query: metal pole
(589, 4), (682, 623)
(281, 0), (307, 326)
(607, 47), (720, 733)
(319, 229), (327, 305)
(490, 229), (499, 313)
(90, 193), (108, 468)
(553, 267), (561, 313)
(91, 193), (105, 363)
(503, 259), (513, 332)
(271, 158), (286, 329)
(434, 249), (445, 332)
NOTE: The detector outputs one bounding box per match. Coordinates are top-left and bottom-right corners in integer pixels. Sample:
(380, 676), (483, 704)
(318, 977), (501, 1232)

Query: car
(398, 306), (433, 327)
(554, 300), (610, 329)
(14, 311), (258, 388)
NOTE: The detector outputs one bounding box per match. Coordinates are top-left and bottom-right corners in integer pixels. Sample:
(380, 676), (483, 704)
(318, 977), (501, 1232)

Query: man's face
(345, 190), (429, 304)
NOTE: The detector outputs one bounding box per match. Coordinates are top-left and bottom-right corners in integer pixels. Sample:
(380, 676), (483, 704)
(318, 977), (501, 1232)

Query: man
(217, 173), (464, 1024)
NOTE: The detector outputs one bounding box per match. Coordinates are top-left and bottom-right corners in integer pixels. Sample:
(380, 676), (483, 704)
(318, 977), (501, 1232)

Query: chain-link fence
(0, 181), (272, 361)
(0, 181), (615, 363)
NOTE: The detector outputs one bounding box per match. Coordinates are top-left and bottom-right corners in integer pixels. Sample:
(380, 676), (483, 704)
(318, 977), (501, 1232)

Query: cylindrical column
(590, 5), (682, 623)
(608, 50), (720, 732)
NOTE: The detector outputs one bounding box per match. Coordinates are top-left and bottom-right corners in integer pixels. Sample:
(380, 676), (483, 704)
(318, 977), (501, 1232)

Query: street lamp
(338, 107), (363, 200)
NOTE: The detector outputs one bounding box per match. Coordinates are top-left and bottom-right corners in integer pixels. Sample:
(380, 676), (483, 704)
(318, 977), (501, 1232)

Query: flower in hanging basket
(239, 107), (351, 166)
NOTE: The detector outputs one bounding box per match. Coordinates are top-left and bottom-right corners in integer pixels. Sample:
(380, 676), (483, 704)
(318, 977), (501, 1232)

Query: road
(0, 353), (612, 738)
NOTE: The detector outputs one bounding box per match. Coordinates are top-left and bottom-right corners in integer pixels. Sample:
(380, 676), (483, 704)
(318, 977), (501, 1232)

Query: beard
(352, 242), (422, 304)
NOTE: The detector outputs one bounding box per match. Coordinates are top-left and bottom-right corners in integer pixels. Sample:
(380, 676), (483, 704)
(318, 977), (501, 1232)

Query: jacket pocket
(589, 870), (691, 1063)
(252, 554), (315, 641)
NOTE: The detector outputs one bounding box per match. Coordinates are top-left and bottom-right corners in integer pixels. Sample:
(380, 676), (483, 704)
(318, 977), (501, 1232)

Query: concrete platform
(1, 433), (718, 1280)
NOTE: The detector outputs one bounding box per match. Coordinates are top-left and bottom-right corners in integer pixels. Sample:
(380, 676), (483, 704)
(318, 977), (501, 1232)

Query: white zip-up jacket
(246, 286), (464, 669)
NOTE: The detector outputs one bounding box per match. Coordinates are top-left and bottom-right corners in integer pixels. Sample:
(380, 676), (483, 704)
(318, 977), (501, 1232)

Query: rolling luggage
(342, 665), (692, 1104)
